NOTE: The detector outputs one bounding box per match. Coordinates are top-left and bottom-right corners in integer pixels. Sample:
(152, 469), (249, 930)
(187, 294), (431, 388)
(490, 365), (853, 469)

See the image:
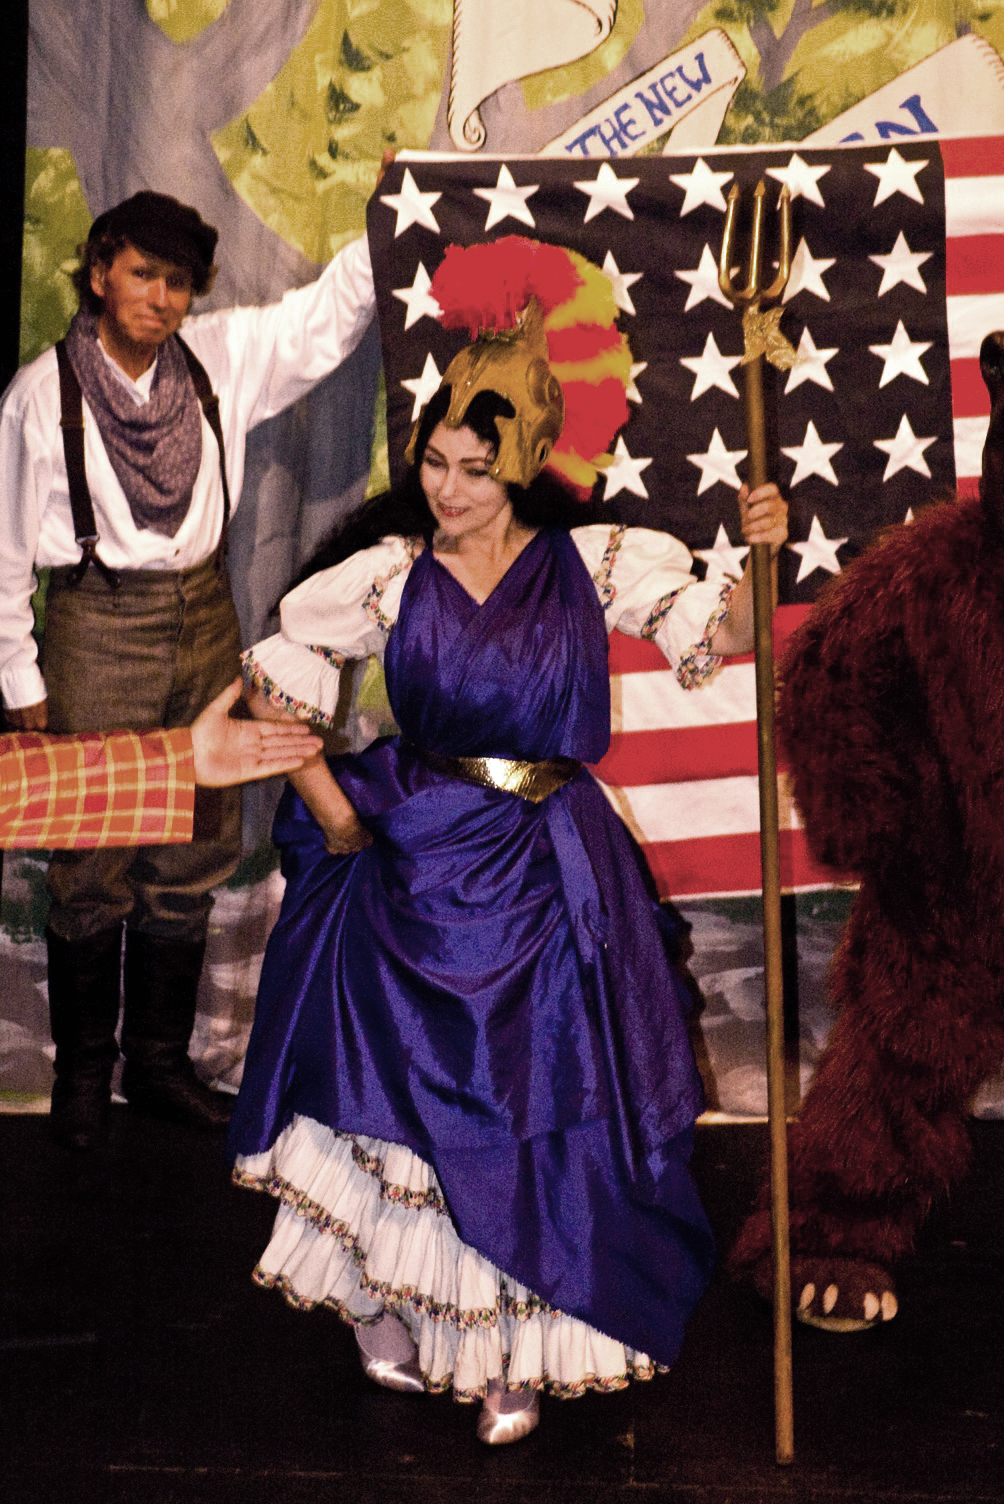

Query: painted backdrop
(5, 0), (1004, 1119)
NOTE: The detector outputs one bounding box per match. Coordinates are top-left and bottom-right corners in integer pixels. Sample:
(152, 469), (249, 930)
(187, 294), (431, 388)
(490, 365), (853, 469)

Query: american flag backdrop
(367, 138), (1000, 900)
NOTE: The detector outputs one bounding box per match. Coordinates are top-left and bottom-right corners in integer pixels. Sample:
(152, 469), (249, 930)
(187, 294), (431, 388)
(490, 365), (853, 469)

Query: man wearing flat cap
(0, 190), (374, 1150)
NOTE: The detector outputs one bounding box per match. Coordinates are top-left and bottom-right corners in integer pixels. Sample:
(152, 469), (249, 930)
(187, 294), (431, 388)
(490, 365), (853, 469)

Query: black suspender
(54, 335), (231, 589)
(55, 340), (120, 590)
(175, 334), (232, 563)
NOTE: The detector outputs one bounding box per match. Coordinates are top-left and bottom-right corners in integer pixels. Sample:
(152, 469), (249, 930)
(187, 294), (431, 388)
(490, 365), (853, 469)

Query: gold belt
(416, 747), (582, 803)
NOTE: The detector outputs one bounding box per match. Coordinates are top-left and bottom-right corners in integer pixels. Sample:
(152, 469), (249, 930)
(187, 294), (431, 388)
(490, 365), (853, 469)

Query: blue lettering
(615, 101), (643, 143)
(635, 83), (671, 128)
(839, 131), (864, 142)
(596, 114), (630, 154)
(899, 92), (938, 133)
(876, 120), (920, 138)
(665, 76), (693, 110)
(563, 125), (603, 157)
(874, 93), (940, 140)
(676, 51), (712, 93)
(657, 72), (679, 109)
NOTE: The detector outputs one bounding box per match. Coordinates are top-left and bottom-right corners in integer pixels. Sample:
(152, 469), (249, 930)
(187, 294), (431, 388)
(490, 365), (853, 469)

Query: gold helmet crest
(405, 299), (564, 488)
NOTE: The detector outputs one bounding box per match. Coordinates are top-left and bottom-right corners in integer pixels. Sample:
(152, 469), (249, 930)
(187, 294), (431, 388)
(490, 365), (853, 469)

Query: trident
(719, 180), (795, 1466)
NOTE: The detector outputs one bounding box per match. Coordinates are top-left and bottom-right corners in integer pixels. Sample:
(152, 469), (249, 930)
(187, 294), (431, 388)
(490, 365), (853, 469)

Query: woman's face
(420, 423), (513, 541)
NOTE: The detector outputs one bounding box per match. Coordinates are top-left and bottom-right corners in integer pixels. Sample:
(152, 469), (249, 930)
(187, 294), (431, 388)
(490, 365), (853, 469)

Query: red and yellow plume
(430, 236), (634, 500)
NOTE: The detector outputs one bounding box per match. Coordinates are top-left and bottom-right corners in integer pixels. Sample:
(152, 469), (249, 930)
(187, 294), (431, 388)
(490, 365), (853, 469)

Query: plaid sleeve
(0, 729), (196, 849)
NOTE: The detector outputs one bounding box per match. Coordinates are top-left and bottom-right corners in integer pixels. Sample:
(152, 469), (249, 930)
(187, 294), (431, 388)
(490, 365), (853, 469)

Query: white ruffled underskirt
(235, 1114), (660, 1402)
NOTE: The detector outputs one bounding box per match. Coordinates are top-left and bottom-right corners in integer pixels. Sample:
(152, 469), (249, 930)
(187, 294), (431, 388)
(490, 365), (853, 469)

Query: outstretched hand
(190, 680), (323, 787)
(738, 482), (788, 556)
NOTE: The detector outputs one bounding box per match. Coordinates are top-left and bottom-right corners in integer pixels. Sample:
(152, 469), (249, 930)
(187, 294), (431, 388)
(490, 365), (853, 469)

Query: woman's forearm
(245, 685), (371, 851)
(707, 481), (787, 657)
(708, 552), (778, 657)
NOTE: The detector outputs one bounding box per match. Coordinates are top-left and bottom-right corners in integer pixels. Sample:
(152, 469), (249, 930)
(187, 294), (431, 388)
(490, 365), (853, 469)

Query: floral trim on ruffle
(639, 585), (687, 641)
(236, 1166), (500, 1329)
(236, 1144), (667, 1403)
(239, 650), (335, 728)
(306, 644), (346, 670)
(499, 1283), (558, 1321)
(592, 524), (626, 611)
(676, 580), (735, 690)
(347, 1135), (448, 1215)
(362, 536), (423, 632)
(249, 1269), (661, 1403)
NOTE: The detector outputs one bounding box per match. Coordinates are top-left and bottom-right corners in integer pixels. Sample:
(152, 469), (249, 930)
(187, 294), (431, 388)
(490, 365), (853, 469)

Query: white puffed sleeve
(241, 536), (422, 725)
(572, 524), (737, 689)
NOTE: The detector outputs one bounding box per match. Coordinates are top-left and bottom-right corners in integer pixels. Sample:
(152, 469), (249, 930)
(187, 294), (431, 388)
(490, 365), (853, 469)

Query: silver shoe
(355, 1319), (426, 1394)
(359, 1352), (427, 1394)
(476, 1388), (540, 1445)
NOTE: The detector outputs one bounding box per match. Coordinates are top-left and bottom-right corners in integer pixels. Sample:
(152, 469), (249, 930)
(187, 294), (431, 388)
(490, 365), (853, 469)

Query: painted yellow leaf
(146, 0), (231, 45)
(20, 147), (92, 366)
(212, 0), (452, 264)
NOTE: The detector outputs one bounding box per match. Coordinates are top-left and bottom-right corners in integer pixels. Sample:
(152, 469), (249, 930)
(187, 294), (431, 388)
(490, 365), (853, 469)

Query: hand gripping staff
(718, 179), (795, 1466)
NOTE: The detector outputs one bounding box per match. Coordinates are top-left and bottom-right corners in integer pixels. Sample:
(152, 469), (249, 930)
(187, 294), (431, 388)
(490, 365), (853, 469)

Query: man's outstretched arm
(0, 678), (321, 849)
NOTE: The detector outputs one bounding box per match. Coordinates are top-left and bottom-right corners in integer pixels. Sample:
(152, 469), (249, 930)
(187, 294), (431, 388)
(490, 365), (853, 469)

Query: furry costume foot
(748, 1252), (897, 1332)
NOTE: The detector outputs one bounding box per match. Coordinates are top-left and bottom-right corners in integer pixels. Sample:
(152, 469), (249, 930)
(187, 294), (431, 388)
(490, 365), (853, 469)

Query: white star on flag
(602, 251), (642, 315)
(782, 237), (835, 303)
(864, 147), (928, 207)
(601, 435), (652, 499)
(694, 523), (749, 581)
(574, 162), (639, 223)
(869, 320), (932, 387)
(680, 333), (741, 400)
(675, 244), (732, 311)
(781, 420), (843, 486)
(874, 413), (937, 480)
(380, 168), (442, 237)
(401, 352), (443, 420)
(788, 515), (848, 583)
(669, 157), (733, 216)
(766, 152), (830, 208)
(784, 326), (838, 393)
(869, 231), (932, 296)
(473, 164), (539, 232)
(391, 262), (441, 330)
(688, 428), (747, 494)
(626, 361), (647, 404)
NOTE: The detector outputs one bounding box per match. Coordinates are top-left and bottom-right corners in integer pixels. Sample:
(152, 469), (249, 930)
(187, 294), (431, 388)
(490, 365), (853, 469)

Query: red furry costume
(731, 333), (1004, 1328)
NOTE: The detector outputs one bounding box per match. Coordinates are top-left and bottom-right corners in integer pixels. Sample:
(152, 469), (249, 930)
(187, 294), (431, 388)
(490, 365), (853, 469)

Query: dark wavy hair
(292, 386), (610, 587)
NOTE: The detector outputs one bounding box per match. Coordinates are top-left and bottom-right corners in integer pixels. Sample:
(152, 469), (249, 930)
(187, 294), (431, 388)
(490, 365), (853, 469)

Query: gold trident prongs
(716, 174), (796, 1470)
(719, 179), (792, 309)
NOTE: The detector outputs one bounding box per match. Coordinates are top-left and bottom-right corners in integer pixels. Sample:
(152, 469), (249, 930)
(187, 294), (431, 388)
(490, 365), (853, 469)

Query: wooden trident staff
(718, 180), (795, 1466)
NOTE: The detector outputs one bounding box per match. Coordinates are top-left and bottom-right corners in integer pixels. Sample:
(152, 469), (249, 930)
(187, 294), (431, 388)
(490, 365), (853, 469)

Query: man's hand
(190, 680), (322, 787)
(5, 699), (48, 731)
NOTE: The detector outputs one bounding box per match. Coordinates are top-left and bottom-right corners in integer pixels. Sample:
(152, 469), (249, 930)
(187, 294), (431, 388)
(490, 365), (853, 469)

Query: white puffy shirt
(242, 526), (736, 727)
(0, 236), (375, 709)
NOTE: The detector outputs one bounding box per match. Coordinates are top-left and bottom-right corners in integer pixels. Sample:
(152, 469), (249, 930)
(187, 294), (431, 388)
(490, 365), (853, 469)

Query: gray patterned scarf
(63, 309), (203, 538)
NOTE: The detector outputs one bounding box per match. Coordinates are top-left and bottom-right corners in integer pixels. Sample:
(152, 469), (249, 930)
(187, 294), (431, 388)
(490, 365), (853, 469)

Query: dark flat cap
(88, 192), (218, 285)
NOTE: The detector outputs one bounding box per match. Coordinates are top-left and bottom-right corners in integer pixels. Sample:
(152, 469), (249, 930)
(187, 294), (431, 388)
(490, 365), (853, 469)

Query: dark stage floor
(2, 1114), (1001, 1504)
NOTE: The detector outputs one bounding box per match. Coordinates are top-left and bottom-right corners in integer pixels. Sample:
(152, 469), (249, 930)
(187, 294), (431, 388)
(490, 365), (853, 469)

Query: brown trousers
(42, 556), (242, 943)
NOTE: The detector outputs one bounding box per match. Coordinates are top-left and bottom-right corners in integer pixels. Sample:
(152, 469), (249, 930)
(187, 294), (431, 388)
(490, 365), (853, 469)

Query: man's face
(91, 243), (193, 360)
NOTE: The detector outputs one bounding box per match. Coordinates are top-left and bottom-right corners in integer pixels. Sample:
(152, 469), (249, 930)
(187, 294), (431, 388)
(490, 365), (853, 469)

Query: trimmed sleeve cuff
(241, 634), (343, 727)
(651, 579), (736, 689)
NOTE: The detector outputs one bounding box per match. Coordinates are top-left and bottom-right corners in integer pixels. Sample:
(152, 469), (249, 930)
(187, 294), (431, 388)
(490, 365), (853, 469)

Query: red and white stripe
(594, 135), (1004, 901)
(591, 609), (829, 899)
(944, 136), (1004, 496)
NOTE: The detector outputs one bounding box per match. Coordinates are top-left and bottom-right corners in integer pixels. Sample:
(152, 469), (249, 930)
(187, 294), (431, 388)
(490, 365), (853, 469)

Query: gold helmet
(405, 298), (564, 488)
(404, 236), (634, 500)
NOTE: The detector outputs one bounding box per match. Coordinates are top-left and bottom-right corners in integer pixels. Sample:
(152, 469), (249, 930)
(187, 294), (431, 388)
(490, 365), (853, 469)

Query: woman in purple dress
(232, 319), (786, 1443)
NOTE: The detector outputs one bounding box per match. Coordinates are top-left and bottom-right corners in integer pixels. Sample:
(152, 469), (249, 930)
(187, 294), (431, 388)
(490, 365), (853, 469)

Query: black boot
(46, 924), (123, 1151)
(120, 930), (232, 1130)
